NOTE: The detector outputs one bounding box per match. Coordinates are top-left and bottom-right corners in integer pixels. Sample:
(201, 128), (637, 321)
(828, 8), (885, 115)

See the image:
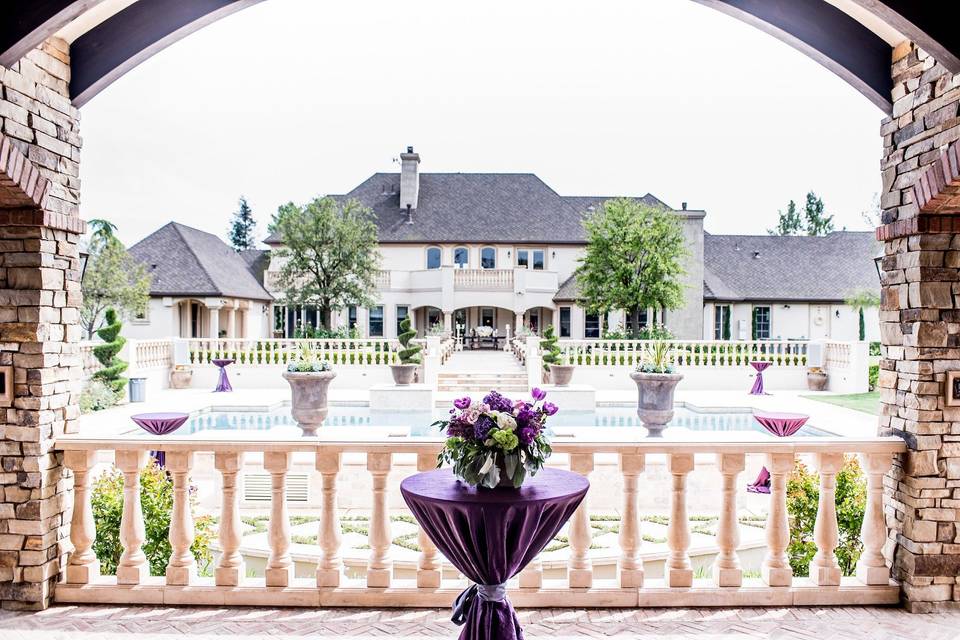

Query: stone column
(207, 304), (221, 338)
(876, 42), (960, 612)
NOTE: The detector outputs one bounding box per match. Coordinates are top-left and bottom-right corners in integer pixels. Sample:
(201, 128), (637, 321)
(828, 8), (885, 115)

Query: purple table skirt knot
(749, 361), (771, 395)
(747, 466), (771, 494)
(212, 358), (235, 392)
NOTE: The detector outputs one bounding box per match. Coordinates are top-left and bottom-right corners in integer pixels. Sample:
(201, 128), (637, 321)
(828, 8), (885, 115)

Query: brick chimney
(399, 146), (420, 213)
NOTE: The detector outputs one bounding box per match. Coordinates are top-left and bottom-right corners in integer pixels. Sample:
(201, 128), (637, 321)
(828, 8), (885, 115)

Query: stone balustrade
(185, 338), (403, 367)
(554, 339), (809, 369)
(55, 432), (904, 608)
(453, 268), (514, 290)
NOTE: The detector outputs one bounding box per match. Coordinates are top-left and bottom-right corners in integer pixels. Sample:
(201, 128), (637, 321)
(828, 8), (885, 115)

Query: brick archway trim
(914, 140), (960, 214)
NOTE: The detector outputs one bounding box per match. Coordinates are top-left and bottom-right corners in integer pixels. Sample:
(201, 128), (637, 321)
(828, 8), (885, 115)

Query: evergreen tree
(803, 191), (835, 236)
(92, 309), (128, 395)
(540, 325), (562, 372)
(396, 316), (421, 364)
(81, 221), (152, 339)
(228, 196), (257, 252)
(768, 200), (803, 236)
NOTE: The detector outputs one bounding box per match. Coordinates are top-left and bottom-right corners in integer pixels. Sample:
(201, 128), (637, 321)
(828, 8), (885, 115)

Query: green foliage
(293, 325), (359, 339)
(286, 342), (332, 372)
(768, 199), (803, 236)
(574, 198), (688, 333)
(540, 324), (562, 371)
(396, 316), (421, 365)
(722, 307), (731, 340)
(869, 341), (881, 356)
(91, 462), (215, 576)
(91, 308), (128, 394)
(869, 364), (879, 391)
(270, 197), (380, 330)
(786, 456), (866, 577)
(79, 380), (121, 413)
(769, 192), (836, 237)
(845, 289), (880, 341)
(637, 340), (675, 374)
(602, 323), (674, 341)
(81, 225), (152, 339)
(228, 196), (257, 252)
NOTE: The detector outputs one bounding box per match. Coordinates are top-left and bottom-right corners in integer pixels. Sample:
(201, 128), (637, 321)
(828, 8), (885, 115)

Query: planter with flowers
(629, 340), (683, 438)
(436, 388), (557, 489)
(282, 343), (336, 436)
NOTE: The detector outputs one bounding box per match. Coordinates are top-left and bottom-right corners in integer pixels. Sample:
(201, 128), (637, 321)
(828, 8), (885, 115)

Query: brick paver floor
(1, 605), (959, 639)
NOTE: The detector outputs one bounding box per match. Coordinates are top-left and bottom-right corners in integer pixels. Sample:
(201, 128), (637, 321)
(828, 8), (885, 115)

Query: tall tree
(768, 200), (803, 236)
(845, 289), (880, 341)
(228, 196), (257, 252)
(574, 198), (688, 336)
(803, 191), (835, 236)
(81, 225), (152, 339)
(269, 196), (380, 330)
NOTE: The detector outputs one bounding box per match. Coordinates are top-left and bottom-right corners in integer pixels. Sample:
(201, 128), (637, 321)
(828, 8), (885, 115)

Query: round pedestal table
(749, 361), (771, 395)
(401, 467), (588, 640)
(747, 411), (809, 493)
(131, 412), (189, 468)
(212, 358), (235, 392)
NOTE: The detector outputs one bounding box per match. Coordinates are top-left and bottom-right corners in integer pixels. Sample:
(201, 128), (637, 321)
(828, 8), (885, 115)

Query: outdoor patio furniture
(748, 411), (809, 492)
(749, 361), (771, 394)
(212, 358), (235, 392)
(131, 412), (189, 467)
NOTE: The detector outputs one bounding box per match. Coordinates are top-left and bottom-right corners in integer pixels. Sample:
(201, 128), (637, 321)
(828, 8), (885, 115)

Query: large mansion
(127, 148), (879, 343)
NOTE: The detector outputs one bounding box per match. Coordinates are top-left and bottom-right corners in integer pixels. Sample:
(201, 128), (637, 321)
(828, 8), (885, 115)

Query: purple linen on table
(131, 412), (189, 436)
(401, 467), (588, 640)
(747, 466), (771, 494)
(749, 361), (771, 395)
(753, 411), (809, 437)
(212, 359), (234, 392)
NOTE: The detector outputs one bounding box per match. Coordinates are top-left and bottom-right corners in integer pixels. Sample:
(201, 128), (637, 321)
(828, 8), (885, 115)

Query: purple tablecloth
(212, 358), (234, 392)
(747, 411), (809, 493)
(401, 467), (588, 640)
(131, 412), (189, 468)
(749, 361), (771, 395)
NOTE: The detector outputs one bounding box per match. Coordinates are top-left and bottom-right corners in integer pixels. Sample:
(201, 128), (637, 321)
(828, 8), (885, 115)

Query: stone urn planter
(807, 369), (828, 391)
(629, 371), (684, 437)
(389, 363), (418, 386)
(169, 367), (192, 389)
(282, 370), (337, 436)
(549, 364), (575, 387)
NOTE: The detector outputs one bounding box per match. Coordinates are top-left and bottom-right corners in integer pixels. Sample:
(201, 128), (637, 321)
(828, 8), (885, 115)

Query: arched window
(426, 247), (441, 269)
(453, 246), (469, 268)
(481, 247), (496, 269)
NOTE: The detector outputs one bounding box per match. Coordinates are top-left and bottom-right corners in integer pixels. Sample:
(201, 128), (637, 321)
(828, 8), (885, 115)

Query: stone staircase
(437, 371), (529, 393)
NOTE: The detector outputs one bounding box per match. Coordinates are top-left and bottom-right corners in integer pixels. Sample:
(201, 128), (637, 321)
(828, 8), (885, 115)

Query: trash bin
(129, 377), (147, 403)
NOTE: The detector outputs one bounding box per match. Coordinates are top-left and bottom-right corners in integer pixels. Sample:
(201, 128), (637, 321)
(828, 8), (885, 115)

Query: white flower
(479, 453), (495, 475)
(495, 412), (517, 432)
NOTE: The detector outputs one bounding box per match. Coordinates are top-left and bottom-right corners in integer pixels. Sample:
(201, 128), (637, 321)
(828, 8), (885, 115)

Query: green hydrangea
(491, 429), (519, 452)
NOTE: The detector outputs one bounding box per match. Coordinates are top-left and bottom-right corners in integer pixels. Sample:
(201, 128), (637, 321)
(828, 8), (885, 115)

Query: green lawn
(801, 391), (879, 415)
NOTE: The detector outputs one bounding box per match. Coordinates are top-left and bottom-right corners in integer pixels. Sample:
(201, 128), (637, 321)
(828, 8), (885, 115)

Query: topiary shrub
(540, 324), (562, 372)
(397, 316), (421, 365)
(786, 455), (866, 577)
(92, 308), (128, 395)
(92, 461), (216, 576)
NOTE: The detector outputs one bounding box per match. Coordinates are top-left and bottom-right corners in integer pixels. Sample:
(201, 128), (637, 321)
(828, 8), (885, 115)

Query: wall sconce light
(783, 304), (791, 309)
(874, 255), (883, 283)
(835, 309), (841, 318)
(507, 250), (511, 259)
(551, 251), (556, 259)
(79, 250), (89, 281)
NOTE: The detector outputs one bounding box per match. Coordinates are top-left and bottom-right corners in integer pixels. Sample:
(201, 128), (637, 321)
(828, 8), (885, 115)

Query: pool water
(179, 405), (833, 438)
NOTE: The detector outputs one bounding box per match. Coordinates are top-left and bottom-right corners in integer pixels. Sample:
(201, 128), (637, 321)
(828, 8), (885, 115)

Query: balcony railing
(556, 339), (809, 368)
(187, 338), (402, 366)
(56, 432), (903, 608)
(454, 268), (513, 290)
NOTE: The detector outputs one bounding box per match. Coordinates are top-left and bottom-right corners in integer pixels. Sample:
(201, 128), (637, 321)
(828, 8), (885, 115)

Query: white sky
(78, 0), (885, 247)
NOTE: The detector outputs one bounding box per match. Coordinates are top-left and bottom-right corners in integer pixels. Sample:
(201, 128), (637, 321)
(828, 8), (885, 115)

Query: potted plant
(629, 340), (683, 437)
(541, 324), (574, 386)
(807, 367), (828, 391)
(436, 388), (557, 489)
(282, 343), (336, 436)
(170, 365), (193, 389)
(390, 316), (421, 385)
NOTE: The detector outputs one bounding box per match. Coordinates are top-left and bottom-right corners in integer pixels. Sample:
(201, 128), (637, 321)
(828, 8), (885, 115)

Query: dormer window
(426, 247), (441, 270)
(453, 247), (469, 268)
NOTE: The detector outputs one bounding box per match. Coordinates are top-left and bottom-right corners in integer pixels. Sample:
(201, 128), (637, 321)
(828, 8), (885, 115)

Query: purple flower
(543, 402), (559, 416)
(518, 426), (537, 446)
(532, 387), (547, 401)
(446, 418), (470, 438)
(482, 390), (514, 413)
(473, 415), (496, 440)
(516, 408), (537, 429)
(454, 396), (472, 410)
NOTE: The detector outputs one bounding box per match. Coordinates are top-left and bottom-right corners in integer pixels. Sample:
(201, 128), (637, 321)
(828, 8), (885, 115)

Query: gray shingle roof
(703, 231), (880, 302)
(554, 274), (581, 302)
(130, 223), (272, 301)
(264, 173), (683, 245)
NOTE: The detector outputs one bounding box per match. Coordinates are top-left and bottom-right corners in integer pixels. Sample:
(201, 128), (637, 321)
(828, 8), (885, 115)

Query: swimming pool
(174, 404), (833, 438)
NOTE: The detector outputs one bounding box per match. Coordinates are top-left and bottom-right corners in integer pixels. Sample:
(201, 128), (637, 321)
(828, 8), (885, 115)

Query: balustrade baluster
(165, 451), (196, 585)
(809, 452), (843, 585)
(567, 453), (594, 587)
(416, 454), (442, 588)
(316, 451), (344, 586)
(215, 452), (245, 586)
(265, 451), (294, 586)
(65, 450), (99, 584)
(666, 453), (694, 587)
(618, 452), (644, 587)
(115, 450), (149, 584)
(367, 452), (393, 587)
(857, 452), (892, 585)
(713, 453), (744, 586)
(761, 453), (794, 586)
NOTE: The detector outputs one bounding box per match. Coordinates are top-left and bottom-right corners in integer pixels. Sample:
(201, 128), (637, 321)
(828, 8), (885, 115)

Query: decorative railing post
(214, 451), (245, 586)
(416, 453), (442, 588)
(761, 452), (794, 586)
(568, 453), (594, 588)
(165, 451), (196, 585)
(857, 452), (892, 585)
(64, 450), (99, 584)
(666, 453), (694, 587)
(367, 452), (393, 588)
(618, 452), (644, 588)
(316, 450), (343, 587)
(265, 451), (293, 587)
(115, 450), (149, 584)
(714, 452), (744, 587)
(809, 452), (843, 585)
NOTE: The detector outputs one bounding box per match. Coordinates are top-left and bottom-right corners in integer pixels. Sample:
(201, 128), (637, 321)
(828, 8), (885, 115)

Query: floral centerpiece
(629, 340), (683, 437)
(436, 389), (557, 489)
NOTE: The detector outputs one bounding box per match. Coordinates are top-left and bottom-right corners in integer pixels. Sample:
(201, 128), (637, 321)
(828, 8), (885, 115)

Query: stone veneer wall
(878, 42), (960, 612)
(0, 39), (83, 610)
